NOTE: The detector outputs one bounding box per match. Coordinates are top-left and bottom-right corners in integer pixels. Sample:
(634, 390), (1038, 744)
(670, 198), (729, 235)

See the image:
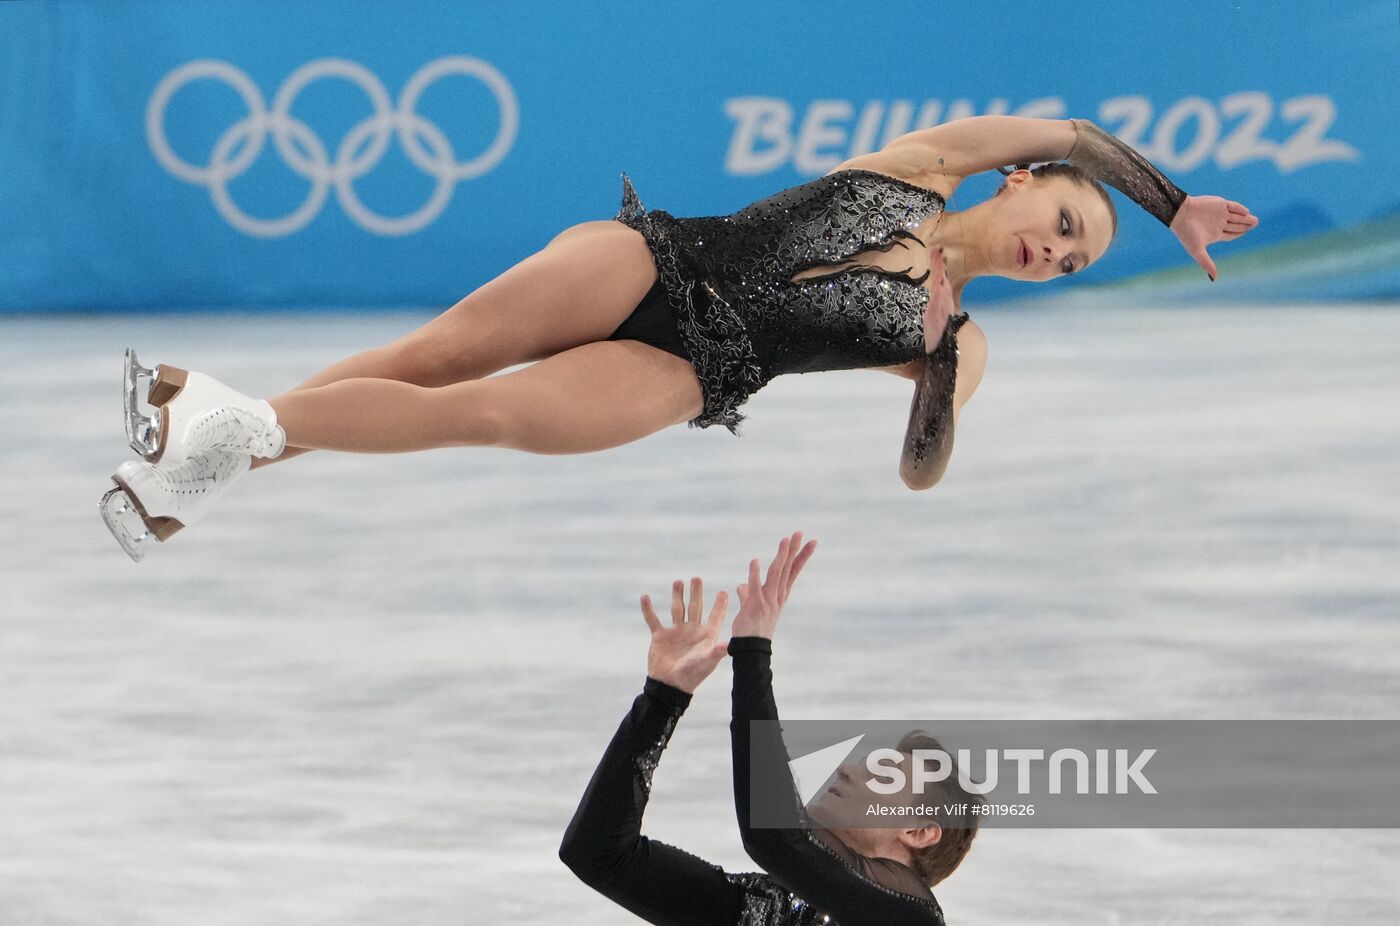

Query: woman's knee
(380, 331), (487, 387)
(434, 382), (511, 447)
(464, 383), (610, 455)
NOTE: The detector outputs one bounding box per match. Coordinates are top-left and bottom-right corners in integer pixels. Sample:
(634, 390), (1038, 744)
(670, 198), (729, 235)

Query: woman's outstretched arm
(856, 115), (1258, 279)
(840, 115), (1076, 182)
(558, 580), (741, 926)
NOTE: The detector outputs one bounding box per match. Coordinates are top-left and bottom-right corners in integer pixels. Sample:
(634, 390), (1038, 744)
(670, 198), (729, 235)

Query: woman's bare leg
(254, 220), (654, 465)
(268, 339), (704, 455)
(292, 221), (639, 389)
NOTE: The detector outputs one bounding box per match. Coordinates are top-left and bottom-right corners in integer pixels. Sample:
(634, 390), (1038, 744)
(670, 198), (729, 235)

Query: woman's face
(994, 171), (1115, 283)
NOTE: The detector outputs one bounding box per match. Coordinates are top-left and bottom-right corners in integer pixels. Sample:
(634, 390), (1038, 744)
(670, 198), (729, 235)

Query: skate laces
(151, 451), (245, 496)
(187, 404), (285, 457)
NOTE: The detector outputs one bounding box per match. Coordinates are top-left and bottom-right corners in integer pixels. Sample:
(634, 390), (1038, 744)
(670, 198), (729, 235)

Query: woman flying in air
(102, 116), (1258, 559)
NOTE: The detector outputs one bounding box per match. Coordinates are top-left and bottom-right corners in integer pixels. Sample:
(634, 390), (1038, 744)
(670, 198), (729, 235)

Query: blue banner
(2, 0), (1398, 311)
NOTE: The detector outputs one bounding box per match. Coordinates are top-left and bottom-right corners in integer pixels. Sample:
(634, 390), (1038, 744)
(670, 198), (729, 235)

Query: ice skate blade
(123, 348), (160, 459)
(100, 481), (183, 563)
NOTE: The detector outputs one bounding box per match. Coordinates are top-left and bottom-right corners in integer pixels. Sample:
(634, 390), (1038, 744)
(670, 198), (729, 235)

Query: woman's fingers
(1194, 246), (1218, 280)
(640, 594), (663, 633)
(1175, 196), (1258, 281)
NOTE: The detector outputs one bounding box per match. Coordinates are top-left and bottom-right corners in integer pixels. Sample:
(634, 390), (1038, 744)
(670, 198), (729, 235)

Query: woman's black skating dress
(609, 170), (968, 434)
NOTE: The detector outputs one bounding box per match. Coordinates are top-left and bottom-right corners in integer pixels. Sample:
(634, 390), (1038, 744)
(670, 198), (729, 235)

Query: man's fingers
(671, 579), (684, 625)
(640, 594), (664, 633)
(779, 531), (803, 592)
(701, 646), (726, 671)
(763, 538), (788, 592)
(688, 576), (703, 624)
(748, 558), (762, 599)
(786, 540), (818, 594)
(708, 589), (729, 629)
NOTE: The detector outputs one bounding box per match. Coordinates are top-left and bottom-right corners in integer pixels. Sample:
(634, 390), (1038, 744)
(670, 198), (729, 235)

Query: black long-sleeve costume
(560, 639), (946, 925)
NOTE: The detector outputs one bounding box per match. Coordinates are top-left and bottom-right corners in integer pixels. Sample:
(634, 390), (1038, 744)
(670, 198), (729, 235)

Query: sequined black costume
(559, 637), (946, 926)
(606, 117), (1194, 441)
(608, 169), (968, 434)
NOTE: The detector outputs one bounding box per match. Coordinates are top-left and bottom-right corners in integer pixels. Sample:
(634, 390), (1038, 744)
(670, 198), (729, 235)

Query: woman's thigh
(387, 222), (659, 384)
(457, 339), (704, 454)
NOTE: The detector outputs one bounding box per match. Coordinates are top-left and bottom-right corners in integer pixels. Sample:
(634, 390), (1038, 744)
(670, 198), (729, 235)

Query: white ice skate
(123, 348), (285, 465)
(99, 449), (250, 562)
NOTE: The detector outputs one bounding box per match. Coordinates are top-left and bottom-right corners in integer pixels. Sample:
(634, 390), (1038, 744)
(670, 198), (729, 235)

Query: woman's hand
(730, 532), (819, 641)
(641, 578), (729, 694)
(923, 247), (956, 350)
(1169, 195), (1260, 281)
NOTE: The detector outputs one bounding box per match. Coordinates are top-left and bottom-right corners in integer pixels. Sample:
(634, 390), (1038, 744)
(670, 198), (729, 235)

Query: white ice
(1, 303), (1398, 924)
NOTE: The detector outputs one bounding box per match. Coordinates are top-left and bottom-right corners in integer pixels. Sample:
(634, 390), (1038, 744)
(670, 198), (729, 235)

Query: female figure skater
(559, 532), (985, 925)
(102, 116), (1258, 559)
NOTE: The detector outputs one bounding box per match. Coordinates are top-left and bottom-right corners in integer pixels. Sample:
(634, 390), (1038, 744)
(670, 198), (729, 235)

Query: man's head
(807, 731), (985, 887)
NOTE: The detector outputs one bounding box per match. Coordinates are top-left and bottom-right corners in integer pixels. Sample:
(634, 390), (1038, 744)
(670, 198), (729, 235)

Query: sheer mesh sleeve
(1066, 118), (1188, 227)
(902, 313), (969, 482)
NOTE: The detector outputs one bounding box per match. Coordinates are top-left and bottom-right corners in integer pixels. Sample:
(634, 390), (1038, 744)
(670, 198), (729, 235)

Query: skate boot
(123, 348), (286, 465)
(99, 449), (251, 562)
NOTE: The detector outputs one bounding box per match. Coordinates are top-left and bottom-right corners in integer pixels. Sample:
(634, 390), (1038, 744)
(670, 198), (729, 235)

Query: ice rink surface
(2, 303), (1398, 924)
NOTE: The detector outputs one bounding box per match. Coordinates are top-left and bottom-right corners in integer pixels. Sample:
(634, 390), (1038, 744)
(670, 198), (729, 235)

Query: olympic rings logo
(146, 57), (518, 237)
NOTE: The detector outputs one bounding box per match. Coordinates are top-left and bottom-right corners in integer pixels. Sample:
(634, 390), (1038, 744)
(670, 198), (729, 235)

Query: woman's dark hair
(996, 162), (1118, 241)
(896, 731), (986, 887)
